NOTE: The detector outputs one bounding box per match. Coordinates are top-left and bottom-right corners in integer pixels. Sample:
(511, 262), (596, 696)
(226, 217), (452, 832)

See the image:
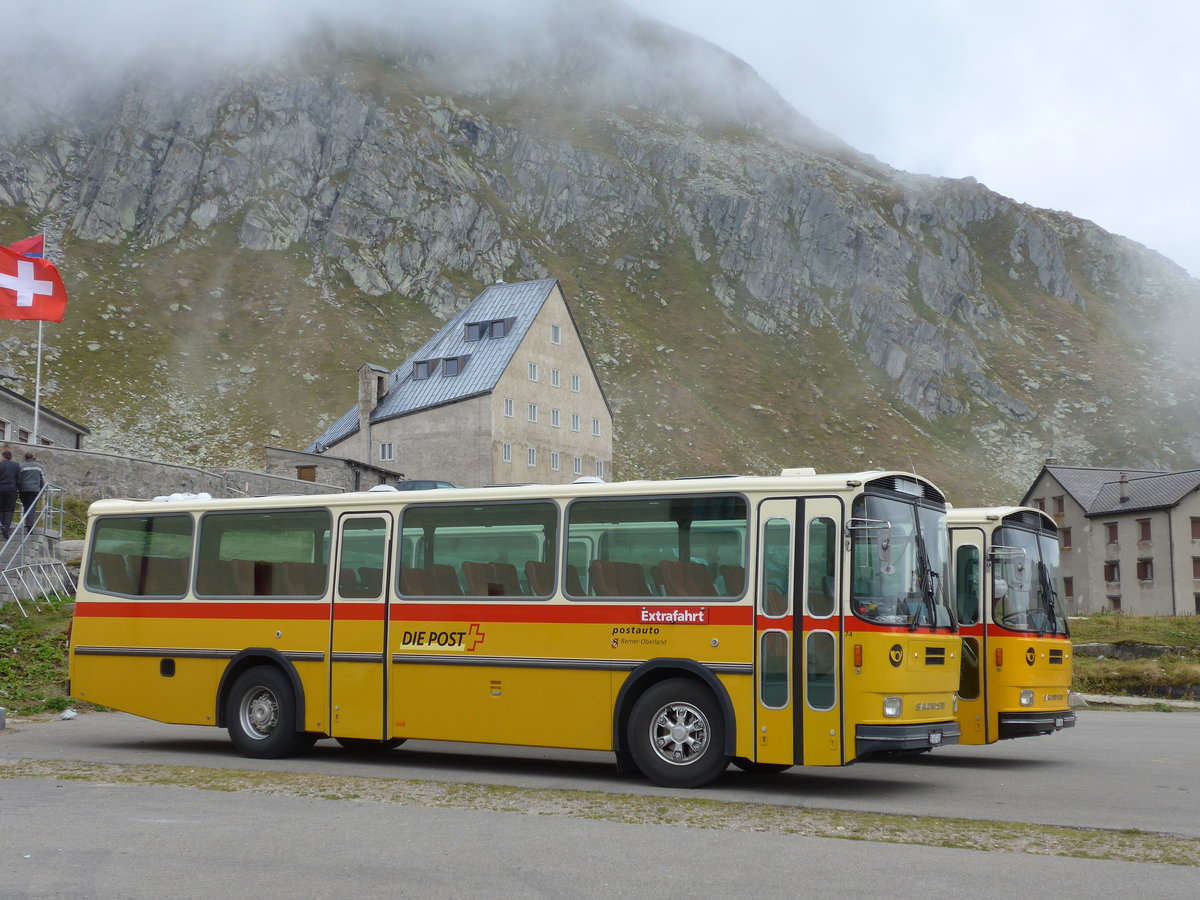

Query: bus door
(329, 512), (393, 740)
(951, 527), (987, 743)
(800, 498), (842, 766)
(754, 500), (797, 766)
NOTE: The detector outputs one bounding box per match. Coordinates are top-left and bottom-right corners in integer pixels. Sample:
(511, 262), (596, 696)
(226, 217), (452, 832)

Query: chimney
(1118, 472), (1129, 502)
(358, 364), (388, 435)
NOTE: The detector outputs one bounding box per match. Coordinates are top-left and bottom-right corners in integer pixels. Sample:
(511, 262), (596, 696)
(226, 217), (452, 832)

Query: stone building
(1022, 462), (1200, 615)
(0, 385), (89, 449)
(298, 278), (612, 488)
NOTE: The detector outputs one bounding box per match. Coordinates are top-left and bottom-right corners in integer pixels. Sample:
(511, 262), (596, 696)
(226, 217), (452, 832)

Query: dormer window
(413, 359), (439, 380)
(460, 321), (513, 340)
(442, 355), (469, 376)
(464, 317), (516, 341)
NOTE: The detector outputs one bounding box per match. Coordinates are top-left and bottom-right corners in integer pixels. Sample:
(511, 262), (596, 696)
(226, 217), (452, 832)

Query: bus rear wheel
(226, 666), (309, 759)
(628, 678), (728, 788)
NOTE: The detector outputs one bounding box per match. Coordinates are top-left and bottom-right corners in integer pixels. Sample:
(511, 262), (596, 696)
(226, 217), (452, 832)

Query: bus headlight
(883, 696), (902, 718)
(1019, 690), (1034, 707)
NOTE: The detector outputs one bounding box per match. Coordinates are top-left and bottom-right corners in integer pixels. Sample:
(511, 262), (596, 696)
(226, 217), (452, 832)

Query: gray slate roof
(307, 279), (559, 453)
(1033, 464), (1200, 516)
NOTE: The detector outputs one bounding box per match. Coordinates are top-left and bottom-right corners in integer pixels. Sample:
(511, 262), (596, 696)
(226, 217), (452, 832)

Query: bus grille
(1049, 649), (1064, 664)
(924, 646), (946, 665)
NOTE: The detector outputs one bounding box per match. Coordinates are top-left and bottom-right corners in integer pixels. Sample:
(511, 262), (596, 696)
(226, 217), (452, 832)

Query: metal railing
(0, 485), (76, 616)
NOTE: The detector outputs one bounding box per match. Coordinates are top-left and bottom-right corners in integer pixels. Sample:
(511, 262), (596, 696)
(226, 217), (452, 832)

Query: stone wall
(6, 444), (341, 502)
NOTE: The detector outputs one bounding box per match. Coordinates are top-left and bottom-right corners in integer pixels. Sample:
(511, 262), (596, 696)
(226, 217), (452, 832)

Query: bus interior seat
(524, 560), (555, 595)
(399, 568), (430, 596)
(589, 560), (652, 597)
(719, 565), (746, 596)
(92, 551), (136, 595)
(658, 560), (716, 597)
(129, 555), (189, 596)
(357, 567), (384, 595)
(430, 564), (463, 595)
(463, 561), (522, 596)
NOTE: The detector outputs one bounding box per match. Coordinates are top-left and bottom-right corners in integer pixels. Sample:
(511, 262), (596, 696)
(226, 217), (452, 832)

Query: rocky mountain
(1, 1), (1197, 504)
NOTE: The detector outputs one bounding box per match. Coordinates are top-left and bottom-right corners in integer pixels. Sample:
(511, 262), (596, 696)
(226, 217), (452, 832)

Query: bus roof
(85, 469), (946, 517)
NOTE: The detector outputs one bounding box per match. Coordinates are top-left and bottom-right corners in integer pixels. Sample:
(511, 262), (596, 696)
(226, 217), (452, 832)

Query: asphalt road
(3, 709), (1199, 897)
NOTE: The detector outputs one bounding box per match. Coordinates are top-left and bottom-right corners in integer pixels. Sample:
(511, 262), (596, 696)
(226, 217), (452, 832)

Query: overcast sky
(629, 0), (1200, 278)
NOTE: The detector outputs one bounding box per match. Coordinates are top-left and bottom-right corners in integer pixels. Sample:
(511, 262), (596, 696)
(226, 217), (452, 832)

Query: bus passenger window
(760, 518), (791, 617)
(955, 545), (980, 625)
(806, 517), (837, 617)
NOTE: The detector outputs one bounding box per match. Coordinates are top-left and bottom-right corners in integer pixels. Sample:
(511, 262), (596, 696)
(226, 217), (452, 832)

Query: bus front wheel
(226, 666), (309, 759)
(628, 678), (728, 788)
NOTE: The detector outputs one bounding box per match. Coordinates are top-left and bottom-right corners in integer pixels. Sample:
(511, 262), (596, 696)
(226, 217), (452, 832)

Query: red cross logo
(466, 623), (486, 651)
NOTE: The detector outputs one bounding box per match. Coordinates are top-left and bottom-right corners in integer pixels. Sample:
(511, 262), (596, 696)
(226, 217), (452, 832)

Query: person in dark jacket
(18, 452), (46, 534)
(0, 450), (20, 540)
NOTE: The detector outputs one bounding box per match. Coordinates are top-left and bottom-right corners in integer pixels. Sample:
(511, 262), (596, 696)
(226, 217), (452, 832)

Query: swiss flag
(9, 235), (44, 258)
(0, 245), (68, 322)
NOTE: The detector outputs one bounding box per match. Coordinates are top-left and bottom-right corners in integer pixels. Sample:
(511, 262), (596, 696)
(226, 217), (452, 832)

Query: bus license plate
(929, 730), (942, 745)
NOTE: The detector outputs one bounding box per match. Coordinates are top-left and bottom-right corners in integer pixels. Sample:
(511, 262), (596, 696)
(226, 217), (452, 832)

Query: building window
(465, 318), (514, 341)
(1052, 496), (1064, 516)
(296, 465), (316, 483)
(573, 456), (582, 476)
(1137, 559), (1154, 581)
(551, 409), (560, 427)
(570, 374), (580, 393)
(1192, 557), (1200, 579)
(591, 417), (601, 437)
(1033, 498), (1045, 511)
(570, 414), (581, 432)
(528, 448), (537, 467)
(1195, 594), (1200, 615)
(504, 398), (514, 418)
(442, 355), (469, 377)
(0, 420), (6, 439)
(502, 443), (512, 463)
(1063, 576), (1074, 598)
(17, 429), (29, 442)
(550, 324), (561, 344)
(413, 359), (437, 379)
(1105, 522), (1118, 544)
(379, 443), (394, 462)
(551, 368), (561, 387)
(1061, 527), (1072, 550)
(529, 362), (539, 382)
(1192, 517), (1200, 540)
(1138, 519), (1151, 542)
(1110, 596), (1122, 612)
(528, 403), (538, 423)
(595, 460), (604, 479)
(1104, 561), (1120, 583)
(551, 452), (560, 471)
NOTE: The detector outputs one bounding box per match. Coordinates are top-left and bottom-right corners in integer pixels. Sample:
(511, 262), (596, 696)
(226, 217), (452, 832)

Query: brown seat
(399, 567), (430, 596)
(589, 560), (652, 597)
(462, 561), (493, 596)
(429, 564), (462, 596)
(658, 560), (716, 597)
(525, 560), (555, 595)
(719, 565), (746, 596)
(91, 552), (135, 595)
(129, 555), (189, 596)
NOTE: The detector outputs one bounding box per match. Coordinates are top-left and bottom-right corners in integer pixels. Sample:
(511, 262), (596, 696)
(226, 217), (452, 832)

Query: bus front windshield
(851, 495), (952, 629)
(992, 526), (1069, 635)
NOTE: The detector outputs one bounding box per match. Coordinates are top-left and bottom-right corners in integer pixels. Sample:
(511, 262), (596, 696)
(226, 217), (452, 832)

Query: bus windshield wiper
(1038, 561), (1059, 635)
(914, 532), (940, 632)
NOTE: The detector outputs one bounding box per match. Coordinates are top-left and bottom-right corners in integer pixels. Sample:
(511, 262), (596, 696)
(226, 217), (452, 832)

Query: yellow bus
(69, 468), (962, 788)
(949, 506), (1074, 744)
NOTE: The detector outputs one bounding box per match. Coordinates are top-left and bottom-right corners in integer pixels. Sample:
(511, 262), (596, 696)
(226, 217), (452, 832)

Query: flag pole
(31, 228), (46, 446)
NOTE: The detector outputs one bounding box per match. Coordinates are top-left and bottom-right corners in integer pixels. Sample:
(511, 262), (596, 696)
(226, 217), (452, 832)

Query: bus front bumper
(856, 721), (961, 757)
(998, 709), (1076, 740)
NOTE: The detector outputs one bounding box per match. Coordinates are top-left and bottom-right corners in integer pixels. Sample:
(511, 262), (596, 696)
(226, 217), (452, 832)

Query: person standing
(0, 450), (20, 540)
(18, 452), (46, 534)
